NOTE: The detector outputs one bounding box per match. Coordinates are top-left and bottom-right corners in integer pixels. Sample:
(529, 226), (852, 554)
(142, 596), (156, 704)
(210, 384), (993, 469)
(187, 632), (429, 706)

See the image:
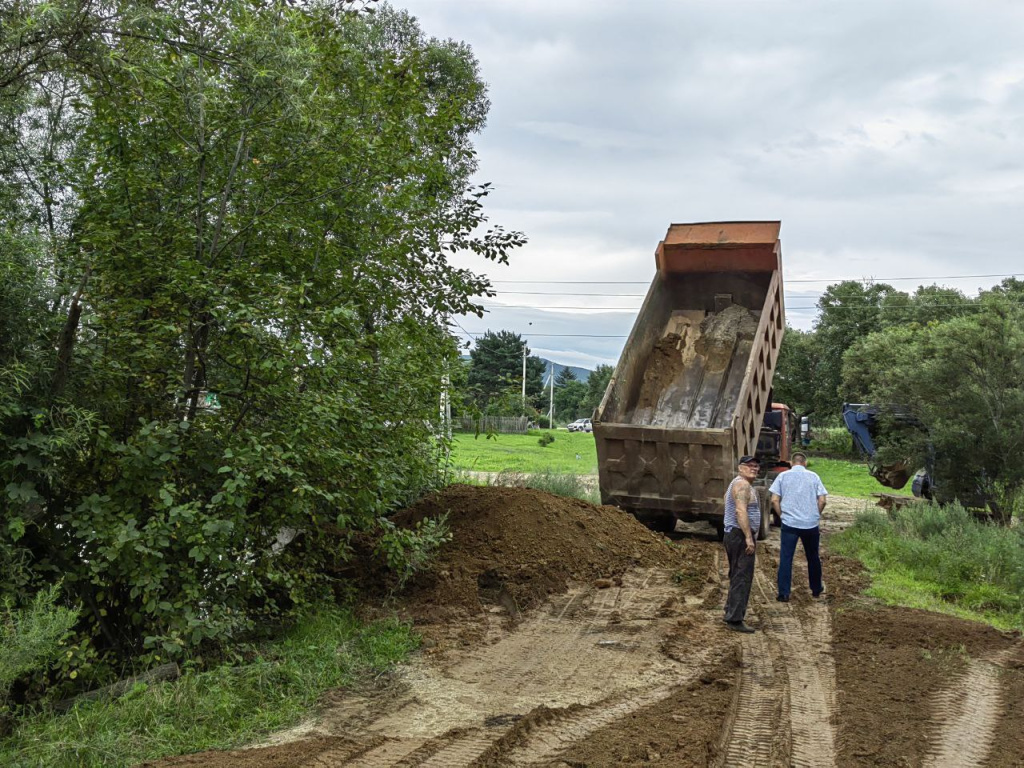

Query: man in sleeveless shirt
(722, 455), (760, 633)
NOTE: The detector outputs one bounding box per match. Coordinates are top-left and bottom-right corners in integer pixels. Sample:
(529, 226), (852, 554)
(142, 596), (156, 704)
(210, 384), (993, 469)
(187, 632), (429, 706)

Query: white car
(567, 418), (593, 433)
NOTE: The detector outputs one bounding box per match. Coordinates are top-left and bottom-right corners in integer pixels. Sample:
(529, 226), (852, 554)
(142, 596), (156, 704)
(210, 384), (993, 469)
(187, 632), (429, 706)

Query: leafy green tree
(878, 285), (971, 329)
(842, 298), (1024, 522)
(811, 281), (902, 420)
(581, 364), (614, 417)
(467, 330), (544, 411)
(0, 0), (524, 683)
(554, 379), (587, 422)
(771, 327), (819, 416)
(979, 276), (1024, 303)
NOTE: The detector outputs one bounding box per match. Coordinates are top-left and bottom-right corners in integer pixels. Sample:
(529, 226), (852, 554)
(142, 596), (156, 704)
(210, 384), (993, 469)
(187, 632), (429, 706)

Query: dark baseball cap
(738, 455), (759, 466)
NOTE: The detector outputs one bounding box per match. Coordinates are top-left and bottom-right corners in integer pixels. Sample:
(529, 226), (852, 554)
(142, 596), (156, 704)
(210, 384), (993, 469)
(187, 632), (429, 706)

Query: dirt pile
(391, 485), (692, 617)
(697, 304), (758, 372)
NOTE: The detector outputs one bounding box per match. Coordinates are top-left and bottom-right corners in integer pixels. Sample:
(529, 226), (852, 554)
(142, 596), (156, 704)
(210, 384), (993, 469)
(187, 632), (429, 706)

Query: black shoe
(724, 621), (755, 634)
(776, 595), (789, 603)
(812, 583), (826, 598)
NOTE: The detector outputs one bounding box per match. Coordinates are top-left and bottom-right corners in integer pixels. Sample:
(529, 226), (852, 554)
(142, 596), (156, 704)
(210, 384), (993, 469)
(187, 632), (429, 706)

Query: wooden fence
(457, 415), (531, 434)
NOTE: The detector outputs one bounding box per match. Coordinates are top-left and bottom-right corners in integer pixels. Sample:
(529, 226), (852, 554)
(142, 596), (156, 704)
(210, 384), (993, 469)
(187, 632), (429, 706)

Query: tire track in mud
(715, 550), (838, 768)
(321, 568), (717, 767)
(717, 552), (786, 768)
(489, 649), (722, 766)
(755, 568), (838, 768)
(922, 649), (1014, 768)
(719, 625), (785, 767)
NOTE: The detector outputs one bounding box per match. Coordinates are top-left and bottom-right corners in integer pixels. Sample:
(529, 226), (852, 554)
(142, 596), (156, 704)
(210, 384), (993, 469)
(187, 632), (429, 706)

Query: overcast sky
(399, 0), (1024, 370)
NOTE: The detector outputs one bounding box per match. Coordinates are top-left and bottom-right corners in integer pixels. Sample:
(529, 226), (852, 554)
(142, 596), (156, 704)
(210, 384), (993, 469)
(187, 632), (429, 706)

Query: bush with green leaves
(375, 514), (452, 589)
(1, 584), (78, 710)
(0, 0), (523, 690)
(537, 433), (555, 448)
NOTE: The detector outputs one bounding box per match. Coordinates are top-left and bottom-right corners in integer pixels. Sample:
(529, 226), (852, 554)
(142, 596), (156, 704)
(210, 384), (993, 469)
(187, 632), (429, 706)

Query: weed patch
(832, 503), (1024, 631)
(0, 610), (417, 767)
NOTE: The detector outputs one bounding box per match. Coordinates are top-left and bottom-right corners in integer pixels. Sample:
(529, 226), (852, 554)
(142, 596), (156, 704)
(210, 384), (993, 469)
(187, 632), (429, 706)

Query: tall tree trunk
(50, 267), (91, 400)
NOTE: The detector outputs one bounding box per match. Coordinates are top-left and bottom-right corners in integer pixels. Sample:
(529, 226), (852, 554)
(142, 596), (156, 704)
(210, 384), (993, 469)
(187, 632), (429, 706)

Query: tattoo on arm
(735, 484), (752, 507)
(734, 483), (753, 538)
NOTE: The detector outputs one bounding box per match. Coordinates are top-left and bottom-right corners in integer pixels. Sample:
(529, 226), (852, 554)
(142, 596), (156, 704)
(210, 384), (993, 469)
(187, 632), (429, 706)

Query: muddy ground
(153, 487), (1024, 768)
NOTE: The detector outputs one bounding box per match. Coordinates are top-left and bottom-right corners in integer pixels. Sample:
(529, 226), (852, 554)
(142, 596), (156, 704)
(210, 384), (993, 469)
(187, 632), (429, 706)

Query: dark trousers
(723, 528), (755, 623)
(777, 524), (823, 599)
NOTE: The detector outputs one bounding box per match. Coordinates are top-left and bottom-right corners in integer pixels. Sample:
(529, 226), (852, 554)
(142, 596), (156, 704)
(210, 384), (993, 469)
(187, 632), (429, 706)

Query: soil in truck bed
(631, 304), (760, 428)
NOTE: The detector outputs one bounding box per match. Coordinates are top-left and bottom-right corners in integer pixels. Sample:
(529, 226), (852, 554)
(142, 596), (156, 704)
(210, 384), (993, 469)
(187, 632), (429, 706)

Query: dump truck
(594, 221), (786, 539)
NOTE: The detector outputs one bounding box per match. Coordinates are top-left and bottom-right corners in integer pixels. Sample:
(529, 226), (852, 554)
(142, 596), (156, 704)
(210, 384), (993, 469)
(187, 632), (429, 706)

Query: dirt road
(157, 488), (1024, 767)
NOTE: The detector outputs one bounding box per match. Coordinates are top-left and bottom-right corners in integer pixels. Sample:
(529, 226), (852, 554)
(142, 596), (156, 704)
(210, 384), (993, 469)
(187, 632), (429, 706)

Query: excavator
(841, 403), (934, 499)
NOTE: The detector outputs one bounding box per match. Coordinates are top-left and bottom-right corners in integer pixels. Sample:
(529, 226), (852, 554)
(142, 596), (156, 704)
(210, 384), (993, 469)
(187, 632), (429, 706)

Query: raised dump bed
(594, 221), (785, 535)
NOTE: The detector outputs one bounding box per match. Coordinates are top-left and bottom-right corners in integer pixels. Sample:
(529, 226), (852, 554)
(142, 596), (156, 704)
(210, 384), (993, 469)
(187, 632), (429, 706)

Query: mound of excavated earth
(391, 484), (696, 616)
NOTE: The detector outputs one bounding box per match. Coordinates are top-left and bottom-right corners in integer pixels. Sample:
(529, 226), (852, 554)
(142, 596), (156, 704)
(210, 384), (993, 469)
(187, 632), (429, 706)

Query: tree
(878, 285), (972, 329)
(467, 330), (544, 412)
(771, 327), (819, 416)
(842, 298), (1024, 523)
(812, 281), (902, 420)
(555, 366), (577, 387)
(581, 364), (614, 417)
(0, 0), (524, 682)
(554, 380), (587, 422)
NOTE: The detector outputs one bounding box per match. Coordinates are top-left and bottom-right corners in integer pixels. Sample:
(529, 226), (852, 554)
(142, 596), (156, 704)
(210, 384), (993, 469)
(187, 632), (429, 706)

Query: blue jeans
(778, 524), (823, 599)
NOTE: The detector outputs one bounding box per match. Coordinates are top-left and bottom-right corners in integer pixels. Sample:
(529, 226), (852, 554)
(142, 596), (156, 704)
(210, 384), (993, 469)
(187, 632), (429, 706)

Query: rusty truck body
(593, 221), (786, 539)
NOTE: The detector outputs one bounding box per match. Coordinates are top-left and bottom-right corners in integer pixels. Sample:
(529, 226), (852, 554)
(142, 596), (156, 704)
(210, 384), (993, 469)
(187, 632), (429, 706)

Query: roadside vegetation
(804, 457), (911, 499)
(833, 503), (1024, 631)
(1, 610), (417, 767)
(449, 432), (904, 500)
(774, 279), (1024, 523)
(0, 0), (512, 756)
(464, 468), (600, 505)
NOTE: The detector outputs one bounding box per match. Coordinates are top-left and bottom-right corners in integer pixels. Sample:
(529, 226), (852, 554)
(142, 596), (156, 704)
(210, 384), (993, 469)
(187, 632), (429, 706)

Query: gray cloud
(401, 0), (1024, 366)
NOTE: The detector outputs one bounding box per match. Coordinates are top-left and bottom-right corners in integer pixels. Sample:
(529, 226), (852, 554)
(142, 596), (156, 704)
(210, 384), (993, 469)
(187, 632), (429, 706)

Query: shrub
(833, 501), (1024, 628)
(521, 471), (599, 505)
(1, 585), (79, 710)
(537, 433), (555, 448)
(807, 426), (859, 458)
(375, 514), (452, 589)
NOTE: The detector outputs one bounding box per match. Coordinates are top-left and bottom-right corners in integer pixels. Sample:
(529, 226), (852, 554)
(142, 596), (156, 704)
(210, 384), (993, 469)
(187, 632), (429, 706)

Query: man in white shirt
(769, 452), (827, 602)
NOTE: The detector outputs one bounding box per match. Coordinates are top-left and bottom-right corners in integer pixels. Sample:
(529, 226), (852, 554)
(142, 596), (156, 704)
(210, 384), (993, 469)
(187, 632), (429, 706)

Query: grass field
(448, 431), (908, 500)
(450, 431), (600, 474)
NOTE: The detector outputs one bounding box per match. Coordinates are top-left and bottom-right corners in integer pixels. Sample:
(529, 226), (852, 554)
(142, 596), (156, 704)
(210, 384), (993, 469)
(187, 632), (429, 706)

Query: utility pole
(521, 342), (527, 409)
(549, 361), (554, 426)
(439, 315), (452, 442)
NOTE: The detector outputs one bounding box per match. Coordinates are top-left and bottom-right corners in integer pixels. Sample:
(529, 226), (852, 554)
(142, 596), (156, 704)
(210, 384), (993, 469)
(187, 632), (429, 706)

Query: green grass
(451, 430), (599, 474)
(832, 503), (1024, 631)
(458, 468), (600, 505)
(450, 431), (901, 501)
(1, 610), (418, 767)
(804, 457), (912, 500)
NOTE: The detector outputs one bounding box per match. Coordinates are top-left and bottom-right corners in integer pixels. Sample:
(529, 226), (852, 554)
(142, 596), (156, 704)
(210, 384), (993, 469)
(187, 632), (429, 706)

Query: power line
(453, 329), (629, 338)
(490, 272), (1024, 286)
(479, 300), (1020, 311)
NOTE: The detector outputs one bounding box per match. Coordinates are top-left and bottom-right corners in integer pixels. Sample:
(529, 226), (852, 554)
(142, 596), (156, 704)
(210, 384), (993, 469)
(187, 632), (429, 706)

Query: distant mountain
(459, 355), (593, 383)
(540, 360), (593, 386)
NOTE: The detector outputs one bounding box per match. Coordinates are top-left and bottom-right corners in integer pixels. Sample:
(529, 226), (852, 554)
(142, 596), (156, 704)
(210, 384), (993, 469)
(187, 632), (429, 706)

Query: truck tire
(756, 486), (771, 540)
(634, 509), (676, 534)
